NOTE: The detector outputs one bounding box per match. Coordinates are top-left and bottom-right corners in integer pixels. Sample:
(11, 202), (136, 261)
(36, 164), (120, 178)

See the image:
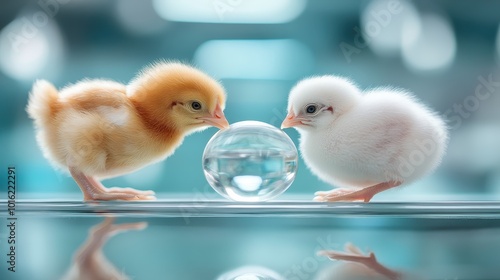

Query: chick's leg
(76, 217), (147, 263)
(314, 181), (400, 202)
(317, 243), (402, 280)
(69, 167), (156, 201)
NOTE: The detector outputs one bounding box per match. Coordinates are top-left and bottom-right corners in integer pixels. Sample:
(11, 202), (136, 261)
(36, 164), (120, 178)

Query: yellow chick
(27, 62), (229, 201)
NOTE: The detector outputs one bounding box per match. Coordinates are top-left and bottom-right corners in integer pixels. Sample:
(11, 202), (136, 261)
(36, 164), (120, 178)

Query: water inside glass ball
(203, 121), (298, 202)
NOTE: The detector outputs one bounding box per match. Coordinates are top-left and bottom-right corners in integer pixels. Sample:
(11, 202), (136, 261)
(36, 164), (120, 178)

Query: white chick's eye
(305, 104), (319, 115)
(190, 101), (202, 111)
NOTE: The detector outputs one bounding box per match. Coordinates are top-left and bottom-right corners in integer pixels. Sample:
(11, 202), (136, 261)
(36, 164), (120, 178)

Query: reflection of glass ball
(203, 121), (298, 202)
(216, 265), (284, 280)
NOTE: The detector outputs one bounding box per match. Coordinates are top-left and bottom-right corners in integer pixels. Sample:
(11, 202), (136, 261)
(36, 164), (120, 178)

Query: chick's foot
(85, 186), (156, 201)
(107, 187), (155, 196)
(89, 217), (148, 240)
(318, 243), (402, 280)
(70, 167), (156, 201)
(99, 187), (156, 201)
(314, 181), (400, 202)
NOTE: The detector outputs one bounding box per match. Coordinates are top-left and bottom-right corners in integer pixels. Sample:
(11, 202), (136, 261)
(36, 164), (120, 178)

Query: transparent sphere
(203, 121), (298, 202)
(216, 265), (284, 280)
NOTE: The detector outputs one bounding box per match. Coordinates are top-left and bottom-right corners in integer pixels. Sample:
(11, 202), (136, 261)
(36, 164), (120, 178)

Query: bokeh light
(114, 0), (167, 36)
(401, 13), (456, 72)
(361, 0), (420, 56)
(0, 16), (64, 82)
(194, 39), (314, 80)
(152, 0), (306, 24)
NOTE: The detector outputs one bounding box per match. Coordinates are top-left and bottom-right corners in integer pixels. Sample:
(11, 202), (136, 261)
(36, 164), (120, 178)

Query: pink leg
(69, 167), (156, 201)
(314, 181), (401, 202)
(318, 243), (402, 280)
(75, 217), (147, 266)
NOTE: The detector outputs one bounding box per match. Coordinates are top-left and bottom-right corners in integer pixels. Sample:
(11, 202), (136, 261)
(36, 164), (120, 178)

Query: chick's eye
(191, 101), (202, 110)
(305, 104), (318, 114)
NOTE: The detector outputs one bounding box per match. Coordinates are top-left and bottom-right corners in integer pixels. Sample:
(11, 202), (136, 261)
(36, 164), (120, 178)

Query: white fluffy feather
(285, 75), (448, 192)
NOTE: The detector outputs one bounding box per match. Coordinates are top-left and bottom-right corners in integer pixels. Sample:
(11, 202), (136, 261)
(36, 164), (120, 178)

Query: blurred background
(1, 0), (500, 200)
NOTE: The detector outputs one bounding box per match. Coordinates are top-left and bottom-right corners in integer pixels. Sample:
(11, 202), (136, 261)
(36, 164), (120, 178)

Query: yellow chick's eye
(191, 101), (202, 111)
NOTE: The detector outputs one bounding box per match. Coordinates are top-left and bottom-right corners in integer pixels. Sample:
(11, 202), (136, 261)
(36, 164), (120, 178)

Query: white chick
(27, 62), (229, 201)
(281, 76), (448, 202)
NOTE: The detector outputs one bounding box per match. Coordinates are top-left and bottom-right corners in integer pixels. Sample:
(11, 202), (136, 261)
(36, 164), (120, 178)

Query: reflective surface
(60, 217), (147, 280)
(203, 121), (298, 202)
(1, 200), (500, 279)
(6, 200), (500, 218)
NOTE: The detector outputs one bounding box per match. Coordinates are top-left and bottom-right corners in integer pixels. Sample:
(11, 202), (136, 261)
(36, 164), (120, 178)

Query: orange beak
(199, 103), (230, 130)
(281, 108), (306, 129)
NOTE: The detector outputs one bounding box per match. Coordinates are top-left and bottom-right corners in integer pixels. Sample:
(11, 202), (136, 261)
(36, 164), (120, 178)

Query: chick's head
(169, 88), (228, 134)
(128, 62), (229, 136)
(281, 76), (361, 132)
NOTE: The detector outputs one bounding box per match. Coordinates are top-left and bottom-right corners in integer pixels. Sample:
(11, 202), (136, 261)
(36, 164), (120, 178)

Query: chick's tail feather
(27, 80), (59, 127)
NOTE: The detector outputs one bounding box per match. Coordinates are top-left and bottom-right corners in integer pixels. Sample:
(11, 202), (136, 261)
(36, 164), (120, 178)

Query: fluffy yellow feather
(27, 62), (229, 201)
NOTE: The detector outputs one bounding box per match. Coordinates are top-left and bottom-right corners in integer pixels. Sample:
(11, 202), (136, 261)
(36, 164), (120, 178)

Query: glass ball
(203, 121), (298, 202)
(216, 265), (284, 280)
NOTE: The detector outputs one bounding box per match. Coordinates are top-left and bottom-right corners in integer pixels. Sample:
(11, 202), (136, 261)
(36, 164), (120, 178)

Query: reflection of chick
(27, 62), (229, 201)
(62, 217), (147, 280)
(317, 243), (403, 280)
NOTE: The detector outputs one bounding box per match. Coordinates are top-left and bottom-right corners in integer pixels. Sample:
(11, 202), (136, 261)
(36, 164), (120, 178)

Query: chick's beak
(281, 109), (305, 129)
(199, 103), (230, 130)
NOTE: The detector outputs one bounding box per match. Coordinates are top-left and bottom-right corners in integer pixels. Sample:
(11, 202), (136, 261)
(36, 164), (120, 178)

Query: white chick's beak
(198, 103), (230, 130)
(281, 108), (307, 129)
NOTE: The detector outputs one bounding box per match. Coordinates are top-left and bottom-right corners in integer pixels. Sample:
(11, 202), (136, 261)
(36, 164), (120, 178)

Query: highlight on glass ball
(216, 265), (284, 280)
(202, 121), (298, 202)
